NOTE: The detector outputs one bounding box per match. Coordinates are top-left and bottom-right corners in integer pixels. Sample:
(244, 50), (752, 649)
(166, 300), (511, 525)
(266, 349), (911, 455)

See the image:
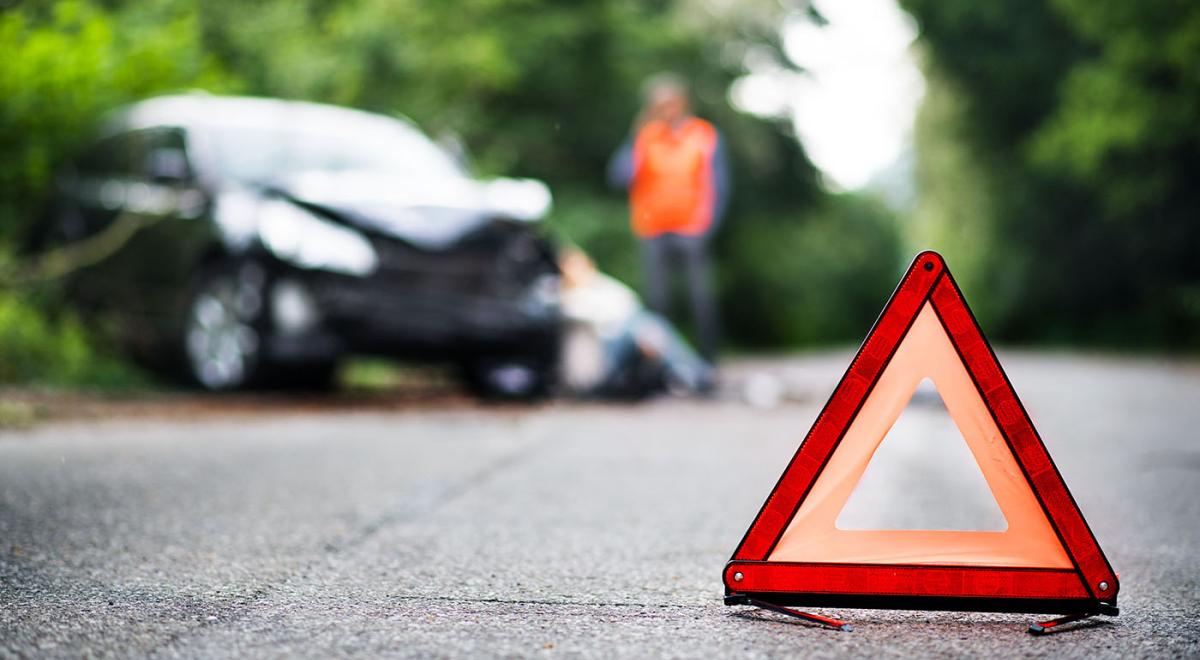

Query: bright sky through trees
(731, 0), (924, 190)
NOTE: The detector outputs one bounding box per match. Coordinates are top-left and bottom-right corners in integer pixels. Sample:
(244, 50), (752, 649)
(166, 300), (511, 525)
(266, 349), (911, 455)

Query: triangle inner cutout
(767, 303), (1072, 568)
(835, 378), (1008, 532)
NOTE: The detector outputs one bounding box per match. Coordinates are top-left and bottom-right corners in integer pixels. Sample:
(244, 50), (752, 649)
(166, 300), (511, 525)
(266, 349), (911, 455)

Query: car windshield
(203, 112), (465, 184)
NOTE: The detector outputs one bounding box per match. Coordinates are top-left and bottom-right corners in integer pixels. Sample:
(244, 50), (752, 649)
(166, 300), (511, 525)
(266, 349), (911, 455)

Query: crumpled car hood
(268, 171), (548, 250)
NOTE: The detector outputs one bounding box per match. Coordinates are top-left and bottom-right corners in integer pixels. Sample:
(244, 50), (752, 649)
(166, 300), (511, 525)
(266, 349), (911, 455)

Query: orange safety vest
(629, 117), (719, 238)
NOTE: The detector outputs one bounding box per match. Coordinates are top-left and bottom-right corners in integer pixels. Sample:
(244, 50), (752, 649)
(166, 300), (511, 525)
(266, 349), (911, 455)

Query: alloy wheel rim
(186, 277), (259, 389)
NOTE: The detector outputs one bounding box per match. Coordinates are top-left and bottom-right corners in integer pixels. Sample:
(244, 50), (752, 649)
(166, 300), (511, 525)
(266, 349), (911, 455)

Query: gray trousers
(640, 233), (719, 361)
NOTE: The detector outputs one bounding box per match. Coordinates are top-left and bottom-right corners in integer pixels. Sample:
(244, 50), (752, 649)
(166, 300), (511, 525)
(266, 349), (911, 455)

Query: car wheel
(183, 263), (265, 390)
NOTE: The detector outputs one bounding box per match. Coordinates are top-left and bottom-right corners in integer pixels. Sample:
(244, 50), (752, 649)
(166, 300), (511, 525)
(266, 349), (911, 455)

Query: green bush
(0, 1), (224, 386)
(0, 290), (145, 387)
(902, 0), (1200, 349)
(0, 0), (227, 243)
(719, 194), (903, 348)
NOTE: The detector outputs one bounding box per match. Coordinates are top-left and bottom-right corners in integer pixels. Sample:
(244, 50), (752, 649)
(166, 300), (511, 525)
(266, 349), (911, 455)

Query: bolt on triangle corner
(723, 250), (1119, 616)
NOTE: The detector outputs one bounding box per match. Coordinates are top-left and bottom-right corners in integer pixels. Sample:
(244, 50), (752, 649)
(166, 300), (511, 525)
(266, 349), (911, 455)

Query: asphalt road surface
(2, 352), (1198, 658)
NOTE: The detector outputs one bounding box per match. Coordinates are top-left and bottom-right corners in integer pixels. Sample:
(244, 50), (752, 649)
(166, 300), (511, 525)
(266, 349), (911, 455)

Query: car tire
(181, 261), (270, 391)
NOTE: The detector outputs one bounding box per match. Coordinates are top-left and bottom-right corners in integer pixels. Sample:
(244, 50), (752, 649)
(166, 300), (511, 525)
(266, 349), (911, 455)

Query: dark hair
(642, 72), (689, 102)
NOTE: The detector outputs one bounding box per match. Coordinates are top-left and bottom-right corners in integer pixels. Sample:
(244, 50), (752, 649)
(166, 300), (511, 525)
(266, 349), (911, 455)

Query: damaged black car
(33, 95), (562, 396)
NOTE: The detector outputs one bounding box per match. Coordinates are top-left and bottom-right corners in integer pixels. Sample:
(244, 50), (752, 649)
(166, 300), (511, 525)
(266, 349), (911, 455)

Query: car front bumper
(264, 272), (561, 363)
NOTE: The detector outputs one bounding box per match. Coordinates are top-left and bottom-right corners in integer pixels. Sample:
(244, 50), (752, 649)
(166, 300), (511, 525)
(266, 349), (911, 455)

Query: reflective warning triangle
(724, 252), (1118, 614)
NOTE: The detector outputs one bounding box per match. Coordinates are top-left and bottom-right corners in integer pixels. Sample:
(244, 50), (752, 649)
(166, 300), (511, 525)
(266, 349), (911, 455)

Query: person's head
(642, 73), (690, 125)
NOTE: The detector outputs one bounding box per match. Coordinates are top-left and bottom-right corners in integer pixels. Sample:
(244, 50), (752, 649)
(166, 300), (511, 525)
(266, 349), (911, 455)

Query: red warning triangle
(724, 251), (1118, 615)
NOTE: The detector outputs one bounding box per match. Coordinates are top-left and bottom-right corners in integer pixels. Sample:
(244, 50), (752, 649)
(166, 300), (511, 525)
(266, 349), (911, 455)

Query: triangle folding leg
(724, 251), (1118, 620)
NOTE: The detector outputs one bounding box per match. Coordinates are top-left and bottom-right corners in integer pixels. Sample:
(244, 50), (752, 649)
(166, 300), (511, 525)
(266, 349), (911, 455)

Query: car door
(52, 130), (140, 314)
(63, 127), (214, 355)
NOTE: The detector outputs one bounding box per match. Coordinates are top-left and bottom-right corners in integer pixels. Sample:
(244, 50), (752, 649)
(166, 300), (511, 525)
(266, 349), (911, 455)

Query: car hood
(265, 171), (551, 250)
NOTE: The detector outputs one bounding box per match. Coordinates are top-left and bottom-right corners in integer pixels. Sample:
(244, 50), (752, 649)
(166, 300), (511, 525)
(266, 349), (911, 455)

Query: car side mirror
(146, 147), (192, 183)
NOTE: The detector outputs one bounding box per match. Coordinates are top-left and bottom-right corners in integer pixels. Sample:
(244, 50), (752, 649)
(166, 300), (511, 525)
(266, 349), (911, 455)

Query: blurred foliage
(0, 0), (904, 385)
(0, 0), (226, 244)
(721, 194), (901, 347)
(907, 66), (1004, 308)
(0, 1), (221, 385)
(903, 0), (1200, 348)
(0, 288), (145, 386)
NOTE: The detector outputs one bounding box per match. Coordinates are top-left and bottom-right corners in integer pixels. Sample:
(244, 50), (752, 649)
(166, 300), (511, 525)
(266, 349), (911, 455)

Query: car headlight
(257, 199), (378, 277)
(484, 178), (552, 221)
(521, 272), (561, 314)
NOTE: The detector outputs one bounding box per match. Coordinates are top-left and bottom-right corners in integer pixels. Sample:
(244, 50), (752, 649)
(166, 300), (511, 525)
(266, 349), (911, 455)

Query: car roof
(106, 94), (421, 138)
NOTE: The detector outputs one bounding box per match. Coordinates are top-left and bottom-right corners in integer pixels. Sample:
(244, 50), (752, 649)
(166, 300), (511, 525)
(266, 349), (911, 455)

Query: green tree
(0, 0), (226, 243)
(903, 0), (1200, 347)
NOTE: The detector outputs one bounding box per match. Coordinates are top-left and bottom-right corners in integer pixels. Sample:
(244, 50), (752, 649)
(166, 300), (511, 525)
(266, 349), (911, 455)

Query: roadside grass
(0, 399), (41, 429)
(339, 358), (458, 393)
(0, 290), (149, 391)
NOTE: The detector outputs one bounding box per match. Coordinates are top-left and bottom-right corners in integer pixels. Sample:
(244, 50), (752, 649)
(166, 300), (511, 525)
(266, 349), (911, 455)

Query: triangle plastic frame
(724, 251), (1118, 615)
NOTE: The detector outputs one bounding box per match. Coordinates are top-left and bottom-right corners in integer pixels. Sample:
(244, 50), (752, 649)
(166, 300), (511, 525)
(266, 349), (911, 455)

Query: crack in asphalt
(324, 434), (553, 557)
(386, 594), (708, 610)
(145, 421), (557, 656)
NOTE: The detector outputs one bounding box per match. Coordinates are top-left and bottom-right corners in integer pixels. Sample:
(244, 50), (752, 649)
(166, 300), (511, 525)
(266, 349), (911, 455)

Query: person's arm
(607, 138), (636, 190)
(709, 133), (731, 232)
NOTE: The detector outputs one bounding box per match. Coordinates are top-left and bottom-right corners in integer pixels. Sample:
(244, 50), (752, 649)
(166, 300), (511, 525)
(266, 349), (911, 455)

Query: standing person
(607, 73), (730, 363)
